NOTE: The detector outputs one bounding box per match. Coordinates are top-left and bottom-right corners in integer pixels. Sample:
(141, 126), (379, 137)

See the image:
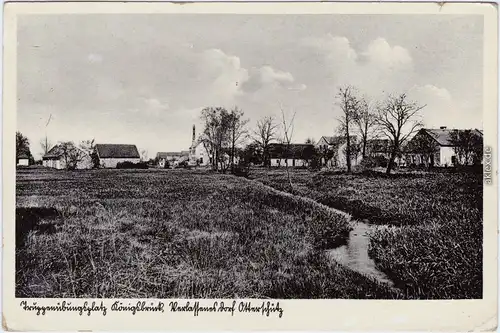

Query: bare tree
(254, 116), (279, 167)
(353, 97), (378, 159)
(140, 149), (148, 162)
(376, 93), (425, 174)
(228, 107), (249, 172)
(79, 138), (100, 168)
(40, 137), (52, 155)
(60, 142), (87, 170)
(40, 114), (53, 157)
(279, 102), (297, 191)
(336, 85), (362, 173)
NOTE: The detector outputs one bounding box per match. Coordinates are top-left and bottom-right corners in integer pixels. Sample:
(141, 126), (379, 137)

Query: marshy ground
(15, 167), (482, 299)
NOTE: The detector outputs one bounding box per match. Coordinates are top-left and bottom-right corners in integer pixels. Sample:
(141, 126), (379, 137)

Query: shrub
(360, 155), (388, 168)
(116, 161), (149, 169)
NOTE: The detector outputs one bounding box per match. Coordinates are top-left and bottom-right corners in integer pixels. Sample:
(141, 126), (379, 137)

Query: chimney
(192, 125), (196, 142)
(440, 126), (447, 130)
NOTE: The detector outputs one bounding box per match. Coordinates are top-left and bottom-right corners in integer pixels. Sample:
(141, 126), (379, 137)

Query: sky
(17, 14), (484, 159)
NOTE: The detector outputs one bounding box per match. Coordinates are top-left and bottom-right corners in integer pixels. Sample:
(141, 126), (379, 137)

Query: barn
(95, 144), (141, 168)
(42, 144), (93, 170)
(268, 143), (315, 167)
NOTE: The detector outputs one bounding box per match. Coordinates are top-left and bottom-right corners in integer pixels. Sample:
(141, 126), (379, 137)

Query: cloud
(408, 84), (456, 127)
(242, 65), (307, 93)
(362, 38), (412, 69)
(301, 35), (414, 97)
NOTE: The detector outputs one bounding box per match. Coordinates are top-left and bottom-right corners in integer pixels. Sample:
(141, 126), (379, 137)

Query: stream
(326, 221), (395, 287)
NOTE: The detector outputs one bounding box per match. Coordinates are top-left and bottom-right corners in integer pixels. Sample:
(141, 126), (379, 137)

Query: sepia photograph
(3, 1), (498, 331)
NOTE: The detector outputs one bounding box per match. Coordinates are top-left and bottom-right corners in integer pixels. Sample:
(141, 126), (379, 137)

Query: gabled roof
(95, 144), (140, 159)
(419, 128), (483, 147)
(43, 143), (89, 160)
(17, 152), (30, 159)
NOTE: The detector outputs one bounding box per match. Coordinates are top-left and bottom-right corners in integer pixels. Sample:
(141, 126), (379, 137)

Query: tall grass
(250, 168), (483, 299)
(16, 168), (398, 299)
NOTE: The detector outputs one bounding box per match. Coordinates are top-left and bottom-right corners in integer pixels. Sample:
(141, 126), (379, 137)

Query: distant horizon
(17, 14), (484, 159)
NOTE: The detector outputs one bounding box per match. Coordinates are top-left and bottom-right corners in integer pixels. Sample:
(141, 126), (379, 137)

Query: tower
(192, 125), (196, 143)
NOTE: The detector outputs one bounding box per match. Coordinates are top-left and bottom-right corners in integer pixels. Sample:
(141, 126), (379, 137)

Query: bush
(116, 161), (149, 169)
(360, 155), (388, 168)
(232, 165), (250, 178)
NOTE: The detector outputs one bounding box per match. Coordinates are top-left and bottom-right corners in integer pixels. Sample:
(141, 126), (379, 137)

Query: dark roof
(17, 152), (30, 159)
(419, 128), (483, 147)
(43, 144), (64, 159)
(268, 143), (315, 159)
(43, 143), (89, 160)
(95, 144), (140, 159)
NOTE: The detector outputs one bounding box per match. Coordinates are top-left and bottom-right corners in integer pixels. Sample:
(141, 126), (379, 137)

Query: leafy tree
(376, 93), (425, 174)
(200, 107), (232, 172)
(449, 130), (483, 166)
(407, 130), (438, 169)
(16, 131), (30, 164)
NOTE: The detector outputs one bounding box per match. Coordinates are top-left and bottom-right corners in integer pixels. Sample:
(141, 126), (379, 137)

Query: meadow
(250, 168), (483, 299)
(16, 168), (399, 299)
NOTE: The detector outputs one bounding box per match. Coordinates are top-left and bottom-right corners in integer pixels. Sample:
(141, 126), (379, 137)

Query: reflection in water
(326, 222), (394, 287)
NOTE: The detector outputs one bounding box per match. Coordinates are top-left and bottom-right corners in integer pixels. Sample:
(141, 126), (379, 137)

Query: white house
(316, 135), (362, 168)
(95, 144), (141, 168)
(405, 127), (483, 167)
(17, 152), (30, 166)
(42, 144), (93, 170)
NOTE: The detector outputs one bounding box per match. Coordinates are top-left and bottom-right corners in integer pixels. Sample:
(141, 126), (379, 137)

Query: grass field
(250, 168), (483, 299)
(16, 168), (400, 299)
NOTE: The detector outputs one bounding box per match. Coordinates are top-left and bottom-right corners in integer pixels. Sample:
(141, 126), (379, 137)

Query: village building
(42, 143), (93, 170)
(268, 143), (315, 167)
(405, 127), (483, 167)
(95, 144), (141, 168)
(188, 125), (210, 166)
(17, 152), (30, 166)
(156, 151), (189, 168)
(315, 135), (362, 168)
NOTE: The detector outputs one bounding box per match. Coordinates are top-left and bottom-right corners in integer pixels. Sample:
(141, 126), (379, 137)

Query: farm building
(95, 144), (141, 168)
(42, 143), (93, 170)
(17, 152), (30, 166)
(316, 135), (362, 168)
(156, 151), (189, 168)
(405, 127), (483, 167)
(268, 143), (315, 167)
